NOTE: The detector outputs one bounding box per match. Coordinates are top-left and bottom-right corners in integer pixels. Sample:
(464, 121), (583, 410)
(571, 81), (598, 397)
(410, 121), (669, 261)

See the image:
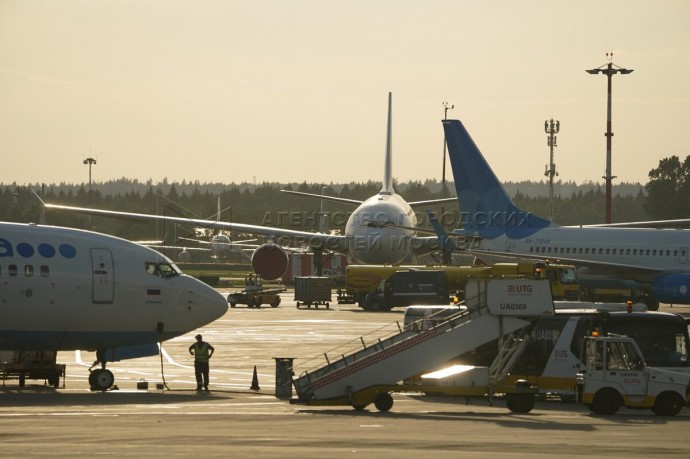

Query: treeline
(0, 178), (650, 242)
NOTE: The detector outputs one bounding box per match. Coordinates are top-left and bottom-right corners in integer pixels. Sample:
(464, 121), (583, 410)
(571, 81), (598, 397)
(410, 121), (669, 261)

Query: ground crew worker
(189, 334), (215, 391)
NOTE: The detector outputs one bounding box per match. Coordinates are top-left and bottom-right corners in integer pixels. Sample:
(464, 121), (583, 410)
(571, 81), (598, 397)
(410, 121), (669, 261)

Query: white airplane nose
(200, 284), (229, 322)
(179, 276), (228, 325)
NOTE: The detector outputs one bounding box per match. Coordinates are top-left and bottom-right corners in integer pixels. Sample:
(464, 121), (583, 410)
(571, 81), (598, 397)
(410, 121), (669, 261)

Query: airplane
(143, 197), (259, 262)
(40, 93), (456, 280)
(146, 234), (258, 262)
(0, 221), (228, 390)
(441, 118), (690, 309)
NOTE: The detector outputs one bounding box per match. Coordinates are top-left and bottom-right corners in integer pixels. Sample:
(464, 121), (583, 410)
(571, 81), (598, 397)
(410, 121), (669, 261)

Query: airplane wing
(408, 197), (458, 207)
(147, 245), (211, 252)
(575, 218), (690, 229)
(43, 203), (350, 253)
(280, 190), (458, 208)
(177, 237), (259, 248)
(462, 247), (665, 279)
(280, 190), (363, 206)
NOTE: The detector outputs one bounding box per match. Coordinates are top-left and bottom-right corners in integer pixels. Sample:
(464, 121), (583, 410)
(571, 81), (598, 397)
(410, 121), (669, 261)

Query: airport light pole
(83, 157), (97, 207)
(83, 157), (96, 228)
(586, 52), (633, 224)
(544, 119), (560, 221)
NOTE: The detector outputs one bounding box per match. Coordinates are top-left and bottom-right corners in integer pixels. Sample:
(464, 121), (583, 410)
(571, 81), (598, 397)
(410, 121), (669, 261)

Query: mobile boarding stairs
(289, 278), (555, 412)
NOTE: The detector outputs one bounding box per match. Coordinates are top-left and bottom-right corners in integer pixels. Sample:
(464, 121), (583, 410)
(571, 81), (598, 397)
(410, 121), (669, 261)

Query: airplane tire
(373, 392), (393, 412)
(367, 300), (381, 312)
(88, 370), (98, 387)
(590, 388), (622, 415)
(652, 391), (684, 416)
(91, 369), (115, 391)
(506, 394), (534, 413)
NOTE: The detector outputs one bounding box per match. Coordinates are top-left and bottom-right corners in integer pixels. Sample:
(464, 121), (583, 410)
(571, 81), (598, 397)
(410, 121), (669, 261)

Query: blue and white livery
(0, 221), (228, 390)
(443, 119), (690, 308)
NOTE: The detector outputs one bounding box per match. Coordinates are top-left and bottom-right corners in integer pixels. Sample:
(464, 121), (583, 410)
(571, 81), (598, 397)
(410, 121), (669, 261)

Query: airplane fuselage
(464, 222), (690, 305)
(345, 192), (417, 265)
(474, 226), (689, 279)
(0, 222), (228, 352)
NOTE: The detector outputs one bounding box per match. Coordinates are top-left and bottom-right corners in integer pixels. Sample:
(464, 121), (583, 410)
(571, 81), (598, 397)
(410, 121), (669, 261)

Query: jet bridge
(290, 278), (555, 411)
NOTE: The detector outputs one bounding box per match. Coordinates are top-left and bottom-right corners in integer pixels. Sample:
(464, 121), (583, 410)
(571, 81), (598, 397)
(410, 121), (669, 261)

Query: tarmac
(1, 290), (689, 458)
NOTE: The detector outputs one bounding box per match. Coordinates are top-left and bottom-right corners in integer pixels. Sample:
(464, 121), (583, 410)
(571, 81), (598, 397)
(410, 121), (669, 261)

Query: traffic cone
(250, 365), (260, 391)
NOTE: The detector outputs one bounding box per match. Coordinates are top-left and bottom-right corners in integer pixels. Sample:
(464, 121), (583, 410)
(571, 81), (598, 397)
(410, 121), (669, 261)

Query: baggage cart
(294, 276), (332, 309)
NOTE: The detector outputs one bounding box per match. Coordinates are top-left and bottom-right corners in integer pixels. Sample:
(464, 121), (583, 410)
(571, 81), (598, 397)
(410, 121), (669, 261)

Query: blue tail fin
(442, 119), (552, 239)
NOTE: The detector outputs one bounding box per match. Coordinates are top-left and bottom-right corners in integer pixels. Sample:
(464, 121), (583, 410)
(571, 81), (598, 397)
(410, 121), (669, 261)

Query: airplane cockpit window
(157, 262), (180, 278)
(365, 221), (394, 228)
(145, 262), (180, 279)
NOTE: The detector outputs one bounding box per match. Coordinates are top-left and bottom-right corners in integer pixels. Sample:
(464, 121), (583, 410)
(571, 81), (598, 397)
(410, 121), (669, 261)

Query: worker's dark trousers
(194, 361), (210, 388)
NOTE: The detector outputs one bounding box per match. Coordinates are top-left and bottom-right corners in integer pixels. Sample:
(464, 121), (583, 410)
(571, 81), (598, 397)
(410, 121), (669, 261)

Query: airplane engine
(251, 243), (289, 280)
(650, 273), (690, 305)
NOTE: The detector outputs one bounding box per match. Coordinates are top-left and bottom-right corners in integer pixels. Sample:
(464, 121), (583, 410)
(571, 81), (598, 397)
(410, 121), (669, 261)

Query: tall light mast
(83, 157), (97, 206)
(586, 52), (633, 224)
(544, 119), (560, 221)
(83, 156), (97, 227)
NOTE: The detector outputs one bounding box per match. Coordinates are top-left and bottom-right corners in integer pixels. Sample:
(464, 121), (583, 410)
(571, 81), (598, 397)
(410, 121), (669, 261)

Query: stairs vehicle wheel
(374, 392), (394, 412)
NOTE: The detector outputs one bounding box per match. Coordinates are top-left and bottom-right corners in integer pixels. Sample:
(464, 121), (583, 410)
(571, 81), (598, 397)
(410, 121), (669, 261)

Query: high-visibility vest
(194, 343), (210, 363)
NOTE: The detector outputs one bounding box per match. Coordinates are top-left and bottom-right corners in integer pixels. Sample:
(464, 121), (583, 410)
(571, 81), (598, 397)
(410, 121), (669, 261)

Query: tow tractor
(576, 334), (690, 416)
(227, 273), (285, 308)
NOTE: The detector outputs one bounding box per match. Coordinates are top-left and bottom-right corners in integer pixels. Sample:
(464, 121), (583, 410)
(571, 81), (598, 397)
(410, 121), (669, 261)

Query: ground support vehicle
(294, 276), (331, 309)
(335, 288), (357, 304)
(408, 308), (690, 401)
(227, 273), (286, 308)
(1, 350), (66, 388)
(285, 278), (555, 412)
(575, 335), (690, 416)
(363, 270), (449, 311)
(344, 261), (578, 310)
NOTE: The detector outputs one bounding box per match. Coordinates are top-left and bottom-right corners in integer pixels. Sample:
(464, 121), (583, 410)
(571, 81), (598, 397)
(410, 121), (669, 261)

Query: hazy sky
(1, 0), (689, 187)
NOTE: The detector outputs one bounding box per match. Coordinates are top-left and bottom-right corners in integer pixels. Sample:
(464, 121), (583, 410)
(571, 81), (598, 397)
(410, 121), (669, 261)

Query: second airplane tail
(442, 119), (554, 239)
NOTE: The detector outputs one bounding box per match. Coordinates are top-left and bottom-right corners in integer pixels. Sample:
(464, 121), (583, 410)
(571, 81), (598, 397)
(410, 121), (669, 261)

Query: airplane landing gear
(89, 351), (116, 391)
(89, 368), (115, 391)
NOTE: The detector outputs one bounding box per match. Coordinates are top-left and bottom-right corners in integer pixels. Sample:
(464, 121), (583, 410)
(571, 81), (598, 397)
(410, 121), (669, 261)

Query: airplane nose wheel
(89, 368), (115, 391)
